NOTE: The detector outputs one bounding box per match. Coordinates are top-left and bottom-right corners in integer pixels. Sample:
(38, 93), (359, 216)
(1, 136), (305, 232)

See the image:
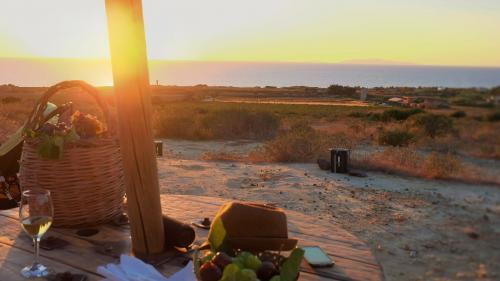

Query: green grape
(236, 251), (252, 261)
(269, 276), (281, 281)
(232, 259), (245, 269)
(220, 264), (241, 281)
(239, 269), (257, 281)
(243, 254), (262, 271)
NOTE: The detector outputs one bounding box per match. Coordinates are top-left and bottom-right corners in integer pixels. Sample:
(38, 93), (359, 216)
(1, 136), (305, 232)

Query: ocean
(1, 58), (500, 88)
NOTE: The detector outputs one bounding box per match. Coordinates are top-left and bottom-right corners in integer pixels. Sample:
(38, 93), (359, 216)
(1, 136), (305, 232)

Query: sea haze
(1, 58), (499, 88)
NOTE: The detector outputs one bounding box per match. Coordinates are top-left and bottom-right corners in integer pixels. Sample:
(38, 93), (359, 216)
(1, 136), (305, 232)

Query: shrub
(367, 113), (382, 122)
(1, 96), (21, 104)
(262, 123), (351, 162)
(348, 111), (386, 123)
(381, 108), (424, 122)
(155, 112), (206, 139)
(450, 110), (466, 118)
(327, 84), (357, 97)
(348, 111), (368, 118)
(410, 113), (453, 138)
(202, 109), (279, 140)
(155, 107), (280, 140)
(451, 91), (488, 107)
(486, 111), (500, 122)
(378, 129), (414, 147)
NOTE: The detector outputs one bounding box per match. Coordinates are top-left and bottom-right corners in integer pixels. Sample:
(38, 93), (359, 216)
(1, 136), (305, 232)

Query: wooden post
(105, 0), (165, 256)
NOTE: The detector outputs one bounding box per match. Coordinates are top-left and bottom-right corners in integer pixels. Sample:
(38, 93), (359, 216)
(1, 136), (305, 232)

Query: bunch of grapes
(197, 251), (281, 281)
(37, 122), (70, 136)
(71, 111), (104, 138)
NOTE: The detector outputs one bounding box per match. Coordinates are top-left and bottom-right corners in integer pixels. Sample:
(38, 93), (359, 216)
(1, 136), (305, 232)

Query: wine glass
(19, 189), (54, 278)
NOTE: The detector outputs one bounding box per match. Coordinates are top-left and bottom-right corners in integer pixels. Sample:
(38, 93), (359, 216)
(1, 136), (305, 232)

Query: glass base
(20, 262), (49, 278)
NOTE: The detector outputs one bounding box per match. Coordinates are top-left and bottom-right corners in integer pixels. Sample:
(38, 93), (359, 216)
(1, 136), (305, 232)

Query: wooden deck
(0, 195), (384, 280)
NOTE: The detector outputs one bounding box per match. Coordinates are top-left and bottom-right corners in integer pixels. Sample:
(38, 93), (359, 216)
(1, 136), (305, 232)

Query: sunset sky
(0, 0), (499, 67)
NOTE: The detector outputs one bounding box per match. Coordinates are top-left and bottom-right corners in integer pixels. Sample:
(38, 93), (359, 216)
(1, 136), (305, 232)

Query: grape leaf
(65, 127), (80, 143)
(52, 135), (65, 159)
(209, 216), (227, 252)
(280, 248), (304, 281)
(36, 135), (64, 159)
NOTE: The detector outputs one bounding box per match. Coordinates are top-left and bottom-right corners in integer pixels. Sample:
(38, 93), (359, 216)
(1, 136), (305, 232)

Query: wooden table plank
(0, 194), (384, 281)
(0, 242), (101, 281)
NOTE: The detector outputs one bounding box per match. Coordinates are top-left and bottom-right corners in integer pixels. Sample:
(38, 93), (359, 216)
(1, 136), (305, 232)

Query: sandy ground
(157, 139), (500, 281)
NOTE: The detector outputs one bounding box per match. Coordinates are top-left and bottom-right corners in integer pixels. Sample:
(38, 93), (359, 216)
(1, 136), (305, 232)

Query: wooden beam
(105, 0), (165, 256)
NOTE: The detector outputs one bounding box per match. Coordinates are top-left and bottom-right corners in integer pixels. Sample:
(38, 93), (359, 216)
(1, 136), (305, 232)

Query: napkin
(97, 254), (196, 281)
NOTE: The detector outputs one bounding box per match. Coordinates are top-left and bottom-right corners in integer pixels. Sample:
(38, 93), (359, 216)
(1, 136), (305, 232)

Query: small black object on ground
(317, 158), (331, 171)
(40, 236), (70, 251)
(192, 217), (211, 229)
(330, 148), (350, 173)
(155, 140), (163, 157)
(163, 215), (196, 249)
(46, 271), (87, 281)
(348, 170), (368, 178)
(76, 229), (100, 237)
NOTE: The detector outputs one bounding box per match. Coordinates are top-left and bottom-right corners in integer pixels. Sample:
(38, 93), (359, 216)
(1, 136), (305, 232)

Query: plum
(212, 252), (233, 269)
(199, 261), (222, 281)
(257, 261), (279, 281)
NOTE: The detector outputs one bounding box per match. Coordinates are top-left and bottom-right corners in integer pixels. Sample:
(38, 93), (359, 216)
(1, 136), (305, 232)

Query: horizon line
(2, 56), (500, 69)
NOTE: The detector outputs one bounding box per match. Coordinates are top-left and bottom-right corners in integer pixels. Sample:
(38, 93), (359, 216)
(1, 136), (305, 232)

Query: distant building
(487, 93), (500, 105)
(387, 97), (404, 106)
(359, 89), (368, 101)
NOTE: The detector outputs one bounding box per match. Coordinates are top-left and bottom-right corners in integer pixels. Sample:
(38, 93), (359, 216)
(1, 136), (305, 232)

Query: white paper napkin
(97, 254), (196, 281)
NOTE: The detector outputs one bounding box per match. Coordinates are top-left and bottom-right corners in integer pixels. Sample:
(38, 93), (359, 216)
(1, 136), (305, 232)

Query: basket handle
(25, 80), (114, 133)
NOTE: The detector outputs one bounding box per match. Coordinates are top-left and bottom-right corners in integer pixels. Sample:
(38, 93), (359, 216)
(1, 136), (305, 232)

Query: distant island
(338, 59), (416, 66)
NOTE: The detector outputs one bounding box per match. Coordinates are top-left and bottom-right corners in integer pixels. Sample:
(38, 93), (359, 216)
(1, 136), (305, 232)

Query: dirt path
(158, 139), (500, 281)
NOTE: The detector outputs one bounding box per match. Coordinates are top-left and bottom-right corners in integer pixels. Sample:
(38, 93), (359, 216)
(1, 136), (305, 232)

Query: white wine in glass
(19, 189), (54, 278)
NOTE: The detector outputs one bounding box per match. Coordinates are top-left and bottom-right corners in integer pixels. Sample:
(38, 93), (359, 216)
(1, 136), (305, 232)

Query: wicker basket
(19, 80), (125, 228)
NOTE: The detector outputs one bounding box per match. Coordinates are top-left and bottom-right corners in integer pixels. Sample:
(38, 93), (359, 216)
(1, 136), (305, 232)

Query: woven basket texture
(19, 80), (125, 227)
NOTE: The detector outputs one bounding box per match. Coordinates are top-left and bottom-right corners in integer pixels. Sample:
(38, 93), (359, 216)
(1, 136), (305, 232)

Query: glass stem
(33, 237), (40, 266)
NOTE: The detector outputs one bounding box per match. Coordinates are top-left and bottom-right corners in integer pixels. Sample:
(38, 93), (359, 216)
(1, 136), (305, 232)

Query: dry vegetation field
(1, 85), (499, 185)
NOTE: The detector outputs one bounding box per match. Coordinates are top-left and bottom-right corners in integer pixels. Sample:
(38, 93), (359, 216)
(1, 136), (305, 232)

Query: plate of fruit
(193, 248), (304, 281)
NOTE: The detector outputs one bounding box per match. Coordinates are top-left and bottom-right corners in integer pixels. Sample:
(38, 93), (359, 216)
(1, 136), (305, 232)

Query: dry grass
(352, 148), (500, 186)
(154, 105), (280, 140)
(0, 97), (35, 143)
(201, 150), (245, 162)
(261, 122), (353, 162)
(201, 122), (355, 163)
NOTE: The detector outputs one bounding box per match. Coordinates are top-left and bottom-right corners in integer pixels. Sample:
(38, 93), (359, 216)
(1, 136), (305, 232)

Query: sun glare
(0, 0), (499, 66)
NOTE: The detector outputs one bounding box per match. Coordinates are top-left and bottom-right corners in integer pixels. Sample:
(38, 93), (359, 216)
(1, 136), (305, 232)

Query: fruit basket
(19, 80), (125, 227)
(194, 248), (303, 281)
(193, 201), (304, 281)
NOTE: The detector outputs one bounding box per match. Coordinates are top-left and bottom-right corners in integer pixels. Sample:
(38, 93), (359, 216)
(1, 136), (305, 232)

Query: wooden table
(0, 195), (384, 281)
